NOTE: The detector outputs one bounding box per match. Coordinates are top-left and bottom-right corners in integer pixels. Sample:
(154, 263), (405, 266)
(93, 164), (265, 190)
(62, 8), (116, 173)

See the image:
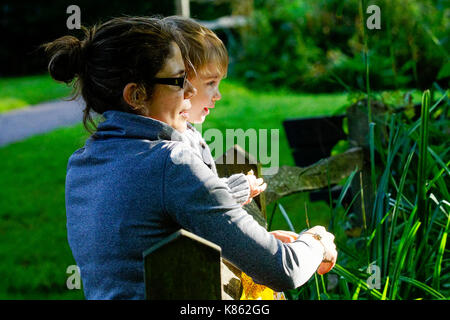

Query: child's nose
(213, 89), (222, 102)
(184, 79), (197, 99)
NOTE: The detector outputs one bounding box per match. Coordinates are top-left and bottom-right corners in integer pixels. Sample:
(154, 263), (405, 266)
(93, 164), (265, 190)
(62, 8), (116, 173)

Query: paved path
(0, 98), (86, 147)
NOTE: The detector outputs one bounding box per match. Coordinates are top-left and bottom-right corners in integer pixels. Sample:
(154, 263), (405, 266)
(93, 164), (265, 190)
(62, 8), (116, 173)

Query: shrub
(232, 0), (449, 92)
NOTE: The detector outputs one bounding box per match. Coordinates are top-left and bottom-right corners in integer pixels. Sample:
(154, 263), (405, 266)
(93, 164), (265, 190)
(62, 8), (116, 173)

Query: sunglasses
(152, 74), (187, 89)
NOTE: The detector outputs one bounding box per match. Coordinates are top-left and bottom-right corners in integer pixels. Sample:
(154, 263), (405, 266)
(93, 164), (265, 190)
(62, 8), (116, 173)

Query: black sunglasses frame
(152, 74), (187, 89)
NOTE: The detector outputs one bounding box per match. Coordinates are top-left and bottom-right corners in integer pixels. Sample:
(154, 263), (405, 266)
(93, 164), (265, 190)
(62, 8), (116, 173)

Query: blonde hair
(164, 16), (228, 77)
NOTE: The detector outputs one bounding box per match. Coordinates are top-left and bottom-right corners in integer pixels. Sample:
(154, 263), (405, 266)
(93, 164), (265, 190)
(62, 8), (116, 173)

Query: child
(164, 16), (290, 300)
(164, 15), (267, 206)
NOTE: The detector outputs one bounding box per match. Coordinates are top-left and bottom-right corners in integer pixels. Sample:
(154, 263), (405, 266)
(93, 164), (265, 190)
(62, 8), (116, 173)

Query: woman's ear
(123, 83), (139, 108)
(123, 82), (149, 114)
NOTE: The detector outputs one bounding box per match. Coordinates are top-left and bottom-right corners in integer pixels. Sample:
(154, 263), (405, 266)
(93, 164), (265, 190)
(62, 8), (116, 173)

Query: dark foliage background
(1, 0), (448, 90)
(0, 0), (231, 77)
(231, 0), (449, 92)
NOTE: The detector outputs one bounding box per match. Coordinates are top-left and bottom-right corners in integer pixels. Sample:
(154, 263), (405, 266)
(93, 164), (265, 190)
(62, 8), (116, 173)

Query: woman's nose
(184, 79), (197, 100)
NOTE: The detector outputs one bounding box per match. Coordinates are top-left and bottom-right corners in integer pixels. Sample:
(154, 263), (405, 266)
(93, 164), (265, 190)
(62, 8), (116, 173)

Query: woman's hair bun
(43, 36), (84, 83)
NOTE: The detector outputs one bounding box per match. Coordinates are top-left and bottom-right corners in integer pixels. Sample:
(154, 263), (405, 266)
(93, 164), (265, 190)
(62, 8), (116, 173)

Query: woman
(44, 16), (337, 300)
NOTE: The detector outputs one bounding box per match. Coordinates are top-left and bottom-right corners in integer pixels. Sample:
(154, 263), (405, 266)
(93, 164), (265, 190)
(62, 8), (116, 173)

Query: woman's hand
(242, 170), (267, 205)
(270, 227), (337, 275)
(302, 226), (337, 275)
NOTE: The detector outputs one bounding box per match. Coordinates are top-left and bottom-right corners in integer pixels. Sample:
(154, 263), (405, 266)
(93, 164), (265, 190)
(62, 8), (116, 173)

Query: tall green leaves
(432, 210), (449, 291)
(416, 90), (431, 242)
(359, 0), (372, 123)
(328, 89), (448, 300)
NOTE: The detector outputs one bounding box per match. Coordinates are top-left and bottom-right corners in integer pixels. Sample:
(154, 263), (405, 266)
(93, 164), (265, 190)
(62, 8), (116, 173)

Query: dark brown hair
(43, 16), (186, 132)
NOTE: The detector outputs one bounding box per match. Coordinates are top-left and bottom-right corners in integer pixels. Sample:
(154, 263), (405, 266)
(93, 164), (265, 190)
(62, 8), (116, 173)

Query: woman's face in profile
(145, 42), (196, 132)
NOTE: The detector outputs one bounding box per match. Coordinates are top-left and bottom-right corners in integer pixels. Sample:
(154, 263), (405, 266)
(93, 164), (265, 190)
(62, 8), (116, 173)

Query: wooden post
(215, 144), (267, 226)
(143, 229), (221, 299)
(175, 0), (190, 17)
(346, 99), (386, 228)
(143, 229), (242, 300)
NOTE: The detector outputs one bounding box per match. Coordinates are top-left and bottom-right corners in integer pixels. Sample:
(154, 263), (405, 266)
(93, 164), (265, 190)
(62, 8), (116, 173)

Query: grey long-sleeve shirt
(182, 123), (251, 205)
(65, 110), (324, 299)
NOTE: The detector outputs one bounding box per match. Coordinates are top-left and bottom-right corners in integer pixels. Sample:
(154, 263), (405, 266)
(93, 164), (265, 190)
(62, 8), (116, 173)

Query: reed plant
(276, 88), (449, 300)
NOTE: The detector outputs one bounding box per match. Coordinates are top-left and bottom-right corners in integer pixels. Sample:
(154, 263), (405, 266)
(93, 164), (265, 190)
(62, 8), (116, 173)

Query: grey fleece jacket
(182, 123), (251, 205)
(65, 110), (324, 300)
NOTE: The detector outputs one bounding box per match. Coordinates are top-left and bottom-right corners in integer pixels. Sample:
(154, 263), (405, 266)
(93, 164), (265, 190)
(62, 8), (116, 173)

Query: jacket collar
(92, 110), (185, 142)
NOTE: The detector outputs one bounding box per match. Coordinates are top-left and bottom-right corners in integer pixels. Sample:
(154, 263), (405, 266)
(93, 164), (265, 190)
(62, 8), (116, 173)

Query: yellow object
(239, 272), (286, 300)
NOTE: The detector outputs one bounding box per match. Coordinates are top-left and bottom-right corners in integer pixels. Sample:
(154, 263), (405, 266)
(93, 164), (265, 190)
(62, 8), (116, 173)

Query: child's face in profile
(186, 63), (224, 124)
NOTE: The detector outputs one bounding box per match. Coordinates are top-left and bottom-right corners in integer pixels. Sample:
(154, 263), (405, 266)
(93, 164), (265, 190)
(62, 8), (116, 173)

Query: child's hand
(243, 170), (267, 205)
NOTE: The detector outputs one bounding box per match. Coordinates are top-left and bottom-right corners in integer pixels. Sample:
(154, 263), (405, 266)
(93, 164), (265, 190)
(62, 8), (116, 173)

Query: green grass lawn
(0, 76), (351, 299)
(0, 74), (72, 113)
(0, 124), (89, 299)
